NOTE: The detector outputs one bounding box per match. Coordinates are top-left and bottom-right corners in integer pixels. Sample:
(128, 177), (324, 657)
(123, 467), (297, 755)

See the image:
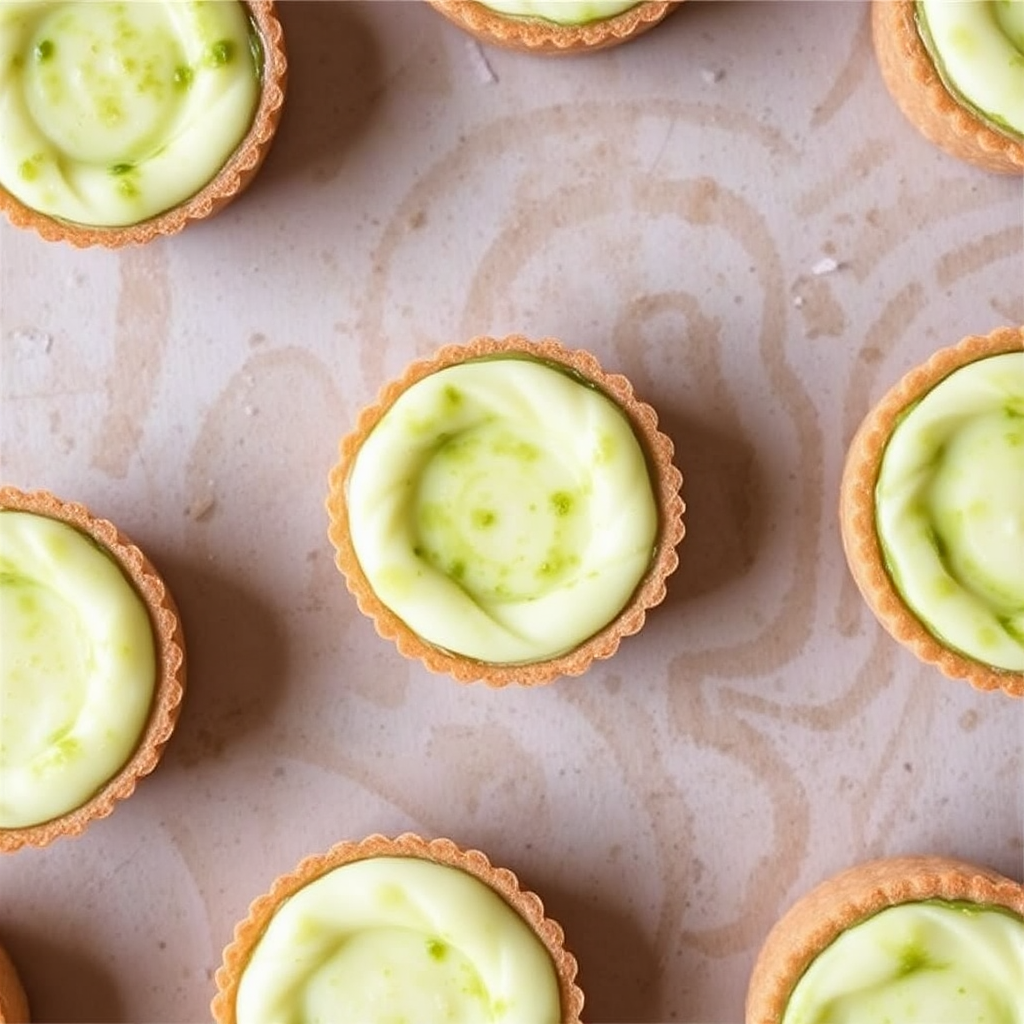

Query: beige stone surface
(1, 3), (1021, 1020)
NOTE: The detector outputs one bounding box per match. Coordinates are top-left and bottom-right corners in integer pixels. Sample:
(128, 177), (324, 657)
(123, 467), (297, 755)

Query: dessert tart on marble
(0, 487), (186, 851)
(746, 855), (1024, 1023)
(0, 0), (287, 247)
(327, 334), (685, 686)
(0, 943), (28, 1024)
(212, 833), (584, 1024)
(427, 1), (680, 54)
(839, 325), (1024, 697)
(872, 0), (1024, 173)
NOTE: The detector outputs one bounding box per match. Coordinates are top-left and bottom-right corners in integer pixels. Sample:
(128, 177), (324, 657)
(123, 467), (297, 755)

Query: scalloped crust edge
(838, 325), (1024, 698)
(0, 0), (288, 247)
(871, 0), (1024, 174)
(427, 1), (681, 54)
(211, 832), (585, 1024)
(746, 854), (1024, 1023)
(0, 942), (29, 1024)
(325, 334), (686, 687)
(0, 486), (186, 852)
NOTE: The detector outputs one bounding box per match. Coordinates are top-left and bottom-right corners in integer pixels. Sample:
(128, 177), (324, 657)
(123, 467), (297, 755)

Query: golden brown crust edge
(0, 0), (288, 247)
(838, 325), (1024, 698)
(746, 854), (1024, 1024)
(211, 832), (584, 1024)
(0, 487), (186, 852)
(0, 943), (29, 1024)
(326, 334), (686, 687)
(427, 1), (680, 54)
(871, 0), (1024, 174)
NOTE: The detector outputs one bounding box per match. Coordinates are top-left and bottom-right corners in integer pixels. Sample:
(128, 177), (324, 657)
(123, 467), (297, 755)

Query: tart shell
(0, 487), (187, 852)
(211, 832), (584, 1024)
(326, 334), (686, 687)
(746, 854), (1024, 1024)
(0, 943), (28, 1024)
(871, 0), (1024, 174)
(839, 325), (1024, 698)
(427, 1), (680, 54)
(0, 0), (288, 247)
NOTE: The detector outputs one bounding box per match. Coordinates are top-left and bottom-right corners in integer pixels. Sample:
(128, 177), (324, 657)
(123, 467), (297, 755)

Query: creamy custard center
(235, 857), (562, 1024)
(0, 1), (260, 226)
(782, 901), (1024, 1024)
(346, 356), (658, 665)
(875, 352), (1024, 671)
(0, 510), (156, 828)
(917, 0), (1024, 139)
(479, 1), (640, 26)
(413, 421), (591, 603)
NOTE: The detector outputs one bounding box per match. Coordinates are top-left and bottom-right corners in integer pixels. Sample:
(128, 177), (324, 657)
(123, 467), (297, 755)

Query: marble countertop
(1, 2), (1022, 1021)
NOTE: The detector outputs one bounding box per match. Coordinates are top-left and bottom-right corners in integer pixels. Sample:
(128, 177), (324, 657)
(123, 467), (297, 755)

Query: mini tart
(427, 1), (680, 54)
(0, 1), (287, 247)
(0, 943), (29, 1024)
(326, 334), (685, 687)
(746, 855), (1024, 1023)
(871, 0), (1024, 174)
(211, 832), (584, 1024)
(839, 326), (1024, 698)
(0, 487), (186, 852)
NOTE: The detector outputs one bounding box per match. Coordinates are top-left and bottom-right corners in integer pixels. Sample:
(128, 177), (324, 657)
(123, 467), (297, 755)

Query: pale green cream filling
(0, 0), (260, 227)
(783, 901), (1024, 1024)
(0, 510), (155, 828)
(346, 356), (658, 664)
(479, 1), (639, 27)
(875, 351), (1024, 671)
(917, 0), (1024, 138)
(235, 857), (562, 1024)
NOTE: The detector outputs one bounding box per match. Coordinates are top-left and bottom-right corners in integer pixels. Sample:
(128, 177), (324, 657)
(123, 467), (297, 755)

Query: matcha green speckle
(173, 64), (194, 89)
(896, 943), (932, 976)
(109, 162), (133, 176)
(448, 560), (466, 581)
(18, 156), (42, 181)
(207, 39), (234, 67)
(426, 937), (448, 961)
(34, 39), (54, 62)
(550, 491), (574, 517)
(443, 384), (463, 407)
(471, 508), (497, 529)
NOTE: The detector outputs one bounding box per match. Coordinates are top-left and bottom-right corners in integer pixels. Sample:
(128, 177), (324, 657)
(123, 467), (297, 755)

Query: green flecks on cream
(347, 355), (658, 664)
(0, 510), (156, 829)
(480, 0), (640, 26)
(234, 857), (561, 1024)
(782, 900), (1024, 1024)
(0, 0), (261, 227)
(917, 0), (1024, 139)
(875, 351), (1024, 672)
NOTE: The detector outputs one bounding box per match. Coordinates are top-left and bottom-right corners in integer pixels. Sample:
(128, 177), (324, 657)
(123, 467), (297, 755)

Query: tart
(0, 0), (287, 247)
(871, 0), (1024, 174)
(0, 487), (186, 851)
(326, 335), (685, 686)
(839, 325), (1024, 697)
(746, 855), (1024, 1023)
(427, 1), (680, 54)
(0, 943), (28, 1024)
(212, 833), (584, 1024)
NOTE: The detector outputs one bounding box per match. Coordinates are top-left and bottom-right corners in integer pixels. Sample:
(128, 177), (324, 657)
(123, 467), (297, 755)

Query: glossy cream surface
(875, 351), (1024, 671)
(480, 1), (640, 26)
(346, 356), (658, 664)
(783, 900), (1024, 1023)
(0, 0), (260, 226)
(235, 856), (561, 1024)
(0, 510), (155, 828)
(917, 0), (1024, 137)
